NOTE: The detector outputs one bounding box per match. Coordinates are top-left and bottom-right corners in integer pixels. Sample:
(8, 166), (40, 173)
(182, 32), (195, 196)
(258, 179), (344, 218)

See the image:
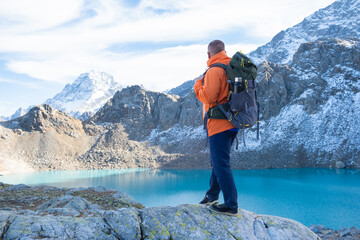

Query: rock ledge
(0, 183), (319, 240)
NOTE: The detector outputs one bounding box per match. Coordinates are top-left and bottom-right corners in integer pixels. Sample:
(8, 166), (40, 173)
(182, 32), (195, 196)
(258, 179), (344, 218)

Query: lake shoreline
(309, 225), (360, 240)
(1, 165), (359, 176)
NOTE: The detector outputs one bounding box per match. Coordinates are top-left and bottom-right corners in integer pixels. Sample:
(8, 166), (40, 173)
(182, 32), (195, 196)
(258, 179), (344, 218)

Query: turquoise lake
(1, 168), (359, 229)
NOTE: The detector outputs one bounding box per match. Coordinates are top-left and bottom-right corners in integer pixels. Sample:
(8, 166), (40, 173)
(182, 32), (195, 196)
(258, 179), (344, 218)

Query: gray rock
(309, 225), (360, 240)
(37, 195), (101, 216)
(140, 204), (319, 240)
(1, 207), (13, 211)
(309, 224), (327, 234)
(66, 186), (112, 194)
(4, 214), (115, 240)
(5, 184), (30, 191)
(340, 228), (352, 238)
(103, 208), (142, 239)
(335, 161), (346, 169)
(0, 211), (14, 237)
(0, 191), (320, 240)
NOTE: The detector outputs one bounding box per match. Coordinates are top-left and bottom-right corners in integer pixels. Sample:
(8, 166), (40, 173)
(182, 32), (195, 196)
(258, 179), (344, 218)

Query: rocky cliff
(90, 85), (202, 140)
(241, 38), (360, 168)
(0, 183), (320, 240)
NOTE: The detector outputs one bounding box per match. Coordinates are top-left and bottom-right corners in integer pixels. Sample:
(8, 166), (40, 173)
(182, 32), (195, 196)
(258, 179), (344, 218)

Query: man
(193, 40), (238, 216)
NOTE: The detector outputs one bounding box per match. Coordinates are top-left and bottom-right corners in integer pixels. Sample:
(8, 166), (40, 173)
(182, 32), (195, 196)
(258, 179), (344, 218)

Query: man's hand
(193, 75), (204, 90)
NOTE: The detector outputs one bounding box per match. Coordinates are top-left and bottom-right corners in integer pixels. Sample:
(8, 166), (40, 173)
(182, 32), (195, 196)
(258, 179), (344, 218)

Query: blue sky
(0, 0), (335, 116)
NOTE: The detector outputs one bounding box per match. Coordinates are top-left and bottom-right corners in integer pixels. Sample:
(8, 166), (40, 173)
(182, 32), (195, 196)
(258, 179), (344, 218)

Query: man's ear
(207, 52), (211, 59)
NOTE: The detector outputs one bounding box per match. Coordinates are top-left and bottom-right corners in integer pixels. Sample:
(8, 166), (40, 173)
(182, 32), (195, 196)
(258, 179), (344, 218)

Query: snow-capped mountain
(10, 106), (34, 120)
(45, 70), (122, 120)
(0, 106), (34, 122)
(249, 0), (360, 64)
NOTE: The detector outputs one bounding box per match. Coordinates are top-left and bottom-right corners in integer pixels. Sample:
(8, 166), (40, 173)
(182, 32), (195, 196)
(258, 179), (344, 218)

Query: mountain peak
(11, 104), (83, 134)
(73, 70), (115, 88)
(45, 71), (122, 120)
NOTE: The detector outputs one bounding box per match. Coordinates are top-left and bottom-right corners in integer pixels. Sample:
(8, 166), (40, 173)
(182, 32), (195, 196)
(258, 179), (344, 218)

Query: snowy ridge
(10, 106), (35, 120)
(45, 70), (122, 119)
(249, 0), (360, 64)
(0, 106), (34, 122)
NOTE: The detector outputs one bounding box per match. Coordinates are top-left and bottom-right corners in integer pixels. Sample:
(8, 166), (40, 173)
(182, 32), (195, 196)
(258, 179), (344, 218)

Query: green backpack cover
(227, 51), (258, 92)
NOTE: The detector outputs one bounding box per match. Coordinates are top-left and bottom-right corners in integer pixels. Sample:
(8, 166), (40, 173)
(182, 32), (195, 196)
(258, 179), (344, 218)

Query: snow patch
(147, 125), (205, 145)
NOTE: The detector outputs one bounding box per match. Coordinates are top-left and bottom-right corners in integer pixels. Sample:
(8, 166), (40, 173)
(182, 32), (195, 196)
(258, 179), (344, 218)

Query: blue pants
(206, 130), (238, 209)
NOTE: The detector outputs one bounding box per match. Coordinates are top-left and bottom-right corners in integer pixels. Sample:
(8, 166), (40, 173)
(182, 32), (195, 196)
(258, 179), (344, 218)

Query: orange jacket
(193, 51), (235, 137)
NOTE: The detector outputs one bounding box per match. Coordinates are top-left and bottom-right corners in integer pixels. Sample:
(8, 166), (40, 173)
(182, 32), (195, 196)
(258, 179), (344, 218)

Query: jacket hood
(207, 51), (231, 67)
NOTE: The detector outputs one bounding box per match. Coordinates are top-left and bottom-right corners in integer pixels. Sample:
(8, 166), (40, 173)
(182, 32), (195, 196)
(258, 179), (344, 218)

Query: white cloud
(0, 77), (41, 89)
(0, 0), (84, 33)
(6, 42), (259, 92)
(0, 0), (336, 93)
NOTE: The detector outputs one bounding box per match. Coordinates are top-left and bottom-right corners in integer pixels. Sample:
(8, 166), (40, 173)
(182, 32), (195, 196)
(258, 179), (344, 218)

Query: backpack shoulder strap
(209, 63), (227, 70)
(203, 63), (228, 75)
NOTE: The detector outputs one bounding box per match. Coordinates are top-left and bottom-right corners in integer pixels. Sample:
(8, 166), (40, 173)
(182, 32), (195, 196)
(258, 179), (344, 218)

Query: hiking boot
(209, 203), (238, 216)
(199, 196), (218, 206)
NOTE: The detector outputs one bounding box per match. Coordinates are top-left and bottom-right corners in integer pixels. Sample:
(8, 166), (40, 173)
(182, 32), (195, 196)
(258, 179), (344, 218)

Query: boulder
(0, 184), (320, 240)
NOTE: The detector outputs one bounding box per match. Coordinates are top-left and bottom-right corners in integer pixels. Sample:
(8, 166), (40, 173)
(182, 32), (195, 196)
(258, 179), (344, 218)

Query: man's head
(208, 40), (225, 59)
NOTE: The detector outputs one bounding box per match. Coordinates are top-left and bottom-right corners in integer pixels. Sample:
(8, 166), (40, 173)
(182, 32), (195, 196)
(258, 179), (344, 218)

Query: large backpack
(204, 51), (259, 147)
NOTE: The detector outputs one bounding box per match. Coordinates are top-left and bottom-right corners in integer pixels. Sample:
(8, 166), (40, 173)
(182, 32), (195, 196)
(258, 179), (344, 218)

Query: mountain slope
(249, 38), (360, 168)
(45, 70), (122, 120)
(249, 0), (360, 64)
(0, 104), (181, 174)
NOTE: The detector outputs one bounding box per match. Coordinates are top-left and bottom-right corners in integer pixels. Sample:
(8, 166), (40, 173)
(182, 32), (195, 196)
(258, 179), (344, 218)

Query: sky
(0, 0), (336, 117)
